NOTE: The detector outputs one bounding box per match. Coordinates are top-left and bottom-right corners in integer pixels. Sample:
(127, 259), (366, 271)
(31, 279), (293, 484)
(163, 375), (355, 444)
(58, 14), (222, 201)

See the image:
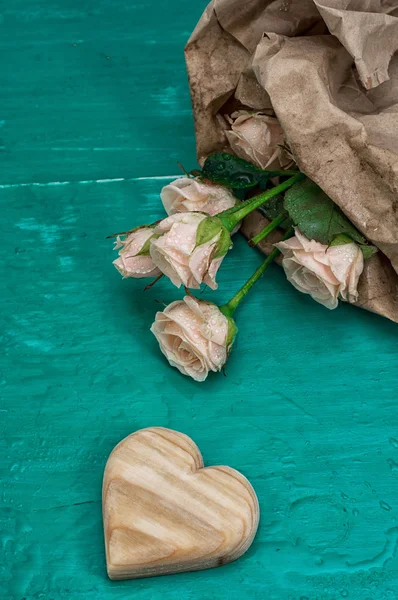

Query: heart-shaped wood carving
(103, 427), (259, 580)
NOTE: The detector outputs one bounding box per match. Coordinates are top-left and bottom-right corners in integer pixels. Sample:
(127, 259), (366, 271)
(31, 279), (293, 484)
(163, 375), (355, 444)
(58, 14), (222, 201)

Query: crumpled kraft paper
(185, 0), (398, 322)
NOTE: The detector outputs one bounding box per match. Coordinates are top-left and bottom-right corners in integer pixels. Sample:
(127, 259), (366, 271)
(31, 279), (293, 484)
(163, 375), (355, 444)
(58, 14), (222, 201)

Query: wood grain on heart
(103, 427), (259, 580)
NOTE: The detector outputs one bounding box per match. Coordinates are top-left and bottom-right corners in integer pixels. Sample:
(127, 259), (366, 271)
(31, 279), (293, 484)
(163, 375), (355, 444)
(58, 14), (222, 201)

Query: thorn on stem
(177, 162), (190, 177)
(184, 286), (195, 297)
(106, 230), (133, 239)
(144, 273), (163, 291)
(154, 299), (167, 307)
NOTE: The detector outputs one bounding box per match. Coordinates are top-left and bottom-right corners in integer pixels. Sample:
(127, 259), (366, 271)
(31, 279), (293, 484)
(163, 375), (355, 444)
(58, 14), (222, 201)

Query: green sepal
(226, 316), (238, 351)
(214, 227), (232, 258)
(329, 233), (355, 246)
(360, 245), (378, 259)
(195, 216), (232, 258)
(219, 304), (238, 353)
(284, 179), (366, 245)
(136, 232), (159, 256)
(329, 233), (378, 260)
(195, 216), (223, 246)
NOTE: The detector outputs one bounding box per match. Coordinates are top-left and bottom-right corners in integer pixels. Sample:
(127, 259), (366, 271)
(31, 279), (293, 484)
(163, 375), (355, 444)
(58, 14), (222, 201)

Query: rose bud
(113, 227), (161, 279)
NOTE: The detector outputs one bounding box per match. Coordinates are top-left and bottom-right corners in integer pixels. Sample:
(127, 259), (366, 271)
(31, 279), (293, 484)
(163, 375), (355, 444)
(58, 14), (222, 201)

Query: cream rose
(149, 212), (231, 290)
(151, 295), (235, 382)
(275, 229), (364, 309)
(161, 177), (237, 216)
(226, 110), (286, 170)
(113, 227), (161, 278)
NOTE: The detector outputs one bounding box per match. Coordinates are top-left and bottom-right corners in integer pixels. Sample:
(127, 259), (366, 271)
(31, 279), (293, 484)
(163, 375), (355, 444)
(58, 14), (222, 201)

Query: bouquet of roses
(111, 0), (398, 381)
(111, 148), (378, 381)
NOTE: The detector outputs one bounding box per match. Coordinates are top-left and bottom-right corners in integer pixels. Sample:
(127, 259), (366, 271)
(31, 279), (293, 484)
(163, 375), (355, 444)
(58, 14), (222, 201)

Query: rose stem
(220, 228), (294, 317)
(248, 213), (287, 247)
(218, 173), (304, 232)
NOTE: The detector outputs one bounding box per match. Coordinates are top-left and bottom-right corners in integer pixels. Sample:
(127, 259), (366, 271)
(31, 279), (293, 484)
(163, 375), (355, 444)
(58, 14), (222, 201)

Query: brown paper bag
(185, 0), (398, 322)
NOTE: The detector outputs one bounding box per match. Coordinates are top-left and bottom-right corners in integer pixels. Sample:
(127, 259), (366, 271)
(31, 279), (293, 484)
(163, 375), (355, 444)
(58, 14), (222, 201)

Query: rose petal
(204, 256), (224, 290)
(113, 255), (161, 278)
(293, 250), (340, 285)
(189, 239), (217, 286)
(120, 228), (154, 255)
(327, 245), (356, 283)
(207, 340), (228, 370)
(283, 260), (339, 309)
(160, 178), (194, 215)
(275, 237), (305, 253)
(347, 250), (364, 303)
(184, 296), (228, 347)
(164, 301), (209, 352)
(150, 244), (185, 288)
(154, 212), (206, 235)
(327, 244), (364, 303)
(293, 228), (328, 253)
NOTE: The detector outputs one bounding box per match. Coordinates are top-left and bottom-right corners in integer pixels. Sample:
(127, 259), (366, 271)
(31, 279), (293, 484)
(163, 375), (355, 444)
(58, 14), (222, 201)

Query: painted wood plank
(1, 2), (398, 599)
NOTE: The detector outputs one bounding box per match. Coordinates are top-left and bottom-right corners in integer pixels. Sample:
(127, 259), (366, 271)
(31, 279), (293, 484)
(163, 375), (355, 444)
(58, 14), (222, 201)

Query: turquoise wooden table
(1, 2), (398, 599)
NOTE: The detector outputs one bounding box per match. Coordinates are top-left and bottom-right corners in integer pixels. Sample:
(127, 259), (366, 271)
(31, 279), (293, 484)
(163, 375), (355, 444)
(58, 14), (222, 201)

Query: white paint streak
(0, 175), (181, 189)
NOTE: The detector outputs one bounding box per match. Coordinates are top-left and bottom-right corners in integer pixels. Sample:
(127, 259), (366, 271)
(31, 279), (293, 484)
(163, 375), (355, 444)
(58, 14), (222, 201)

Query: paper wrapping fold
(185, 0), (398, 321)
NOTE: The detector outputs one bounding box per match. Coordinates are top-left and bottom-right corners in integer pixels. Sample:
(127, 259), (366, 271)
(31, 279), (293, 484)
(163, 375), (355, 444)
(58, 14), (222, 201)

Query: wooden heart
(103, 427), (259, 580)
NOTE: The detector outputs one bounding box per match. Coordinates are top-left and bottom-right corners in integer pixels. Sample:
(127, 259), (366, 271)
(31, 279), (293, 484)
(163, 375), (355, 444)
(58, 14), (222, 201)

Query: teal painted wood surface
(1, 2), (398, 599)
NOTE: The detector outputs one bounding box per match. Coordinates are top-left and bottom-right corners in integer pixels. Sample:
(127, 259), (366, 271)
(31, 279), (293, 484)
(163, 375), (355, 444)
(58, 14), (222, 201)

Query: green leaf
(360, 245), (378, 259)
(284, 179), (366, 245)
(202, 152), (298, 189)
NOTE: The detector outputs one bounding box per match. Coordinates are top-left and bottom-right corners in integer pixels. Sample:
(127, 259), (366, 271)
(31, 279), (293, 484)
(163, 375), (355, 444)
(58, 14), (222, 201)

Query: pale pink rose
(113, 227), (161, 279)
(275, 229), (364, 309)
(226, 110), (285, 169)
(151, 296), (233, 381)
(150, 212), (231, 290)
(161, 177), (237, 216)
